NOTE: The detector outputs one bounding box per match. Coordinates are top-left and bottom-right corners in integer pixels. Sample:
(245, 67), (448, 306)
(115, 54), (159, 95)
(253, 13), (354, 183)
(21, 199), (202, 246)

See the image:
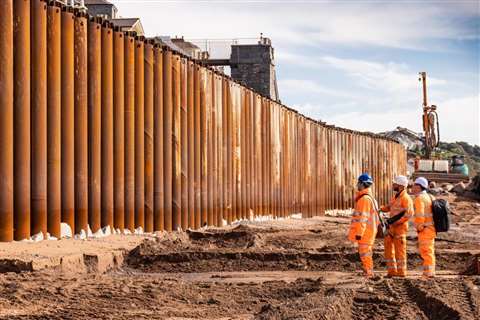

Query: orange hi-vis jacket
(348, 188), (378, 245)
(381, 190), (413, 235)
(413, 191), (436, 237)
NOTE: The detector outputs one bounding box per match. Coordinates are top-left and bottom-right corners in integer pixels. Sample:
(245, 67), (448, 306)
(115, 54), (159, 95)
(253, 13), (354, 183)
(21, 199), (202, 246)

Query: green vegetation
(434, 142), (480, 176)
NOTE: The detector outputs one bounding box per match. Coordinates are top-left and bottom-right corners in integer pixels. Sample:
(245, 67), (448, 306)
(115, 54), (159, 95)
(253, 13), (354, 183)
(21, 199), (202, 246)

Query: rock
(102, 226), (111, 236)
(429, 187), (445, 196)
(442, 183), (454, 192)
(451, 182), (466, 194)
(74, 229), (87, 240)
(61, 223), (73, 238)
(31, 232), (44, 242)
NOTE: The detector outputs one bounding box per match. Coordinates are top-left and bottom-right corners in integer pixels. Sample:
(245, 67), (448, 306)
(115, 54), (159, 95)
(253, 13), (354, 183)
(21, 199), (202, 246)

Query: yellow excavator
(411, 72), (469, 184)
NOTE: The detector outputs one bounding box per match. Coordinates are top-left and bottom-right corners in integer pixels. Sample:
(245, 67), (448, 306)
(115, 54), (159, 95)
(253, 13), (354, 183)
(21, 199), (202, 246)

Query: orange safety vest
(381, 190), (413, 235)
(414, 192), (436, 236)
(348, 188), (378, 244)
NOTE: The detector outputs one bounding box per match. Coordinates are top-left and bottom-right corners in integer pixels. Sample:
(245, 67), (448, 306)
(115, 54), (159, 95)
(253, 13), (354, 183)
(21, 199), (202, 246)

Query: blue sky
(111, 0), (479, 145)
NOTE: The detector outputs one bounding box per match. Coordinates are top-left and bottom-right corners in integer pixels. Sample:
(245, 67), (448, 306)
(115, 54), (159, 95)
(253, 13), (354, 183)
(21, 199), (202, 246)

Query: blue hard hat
(358, 173), (373, 184)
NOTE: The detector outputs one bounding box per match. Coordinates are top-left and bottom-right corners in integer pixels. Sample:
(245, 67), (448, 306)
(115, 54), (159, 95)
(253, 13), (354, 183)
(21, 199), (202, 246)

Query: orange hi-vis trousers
(381, 190), (413, 277)
(418, 233), (435, 276)
(358, 242), (374, 276)
(414, 192), (436, 277)
(348, 188), (378, 277)
(384, 231), (407, 276)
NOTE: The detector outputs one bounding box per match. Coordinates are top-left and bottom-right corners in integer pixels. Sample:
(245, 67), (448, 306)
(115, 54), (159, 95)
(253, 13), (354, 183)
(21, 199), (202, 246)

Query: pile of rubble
(429, 174), (480, 199)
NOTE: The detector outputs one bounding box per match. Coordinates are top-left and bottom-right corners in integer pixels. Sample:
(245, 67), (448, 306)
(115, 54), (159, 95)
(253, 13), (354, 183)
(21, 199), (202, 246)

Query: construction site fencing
(0, 0), (407, 241)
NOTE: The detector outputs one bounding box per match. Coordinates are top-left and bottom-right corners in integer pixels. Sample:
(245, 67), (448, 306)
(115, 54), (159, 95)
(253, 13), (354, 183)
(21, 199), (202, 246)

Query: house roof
(84, 0), (114, 5)
(171, 38), (201, 50)
(110, 18), (140, 28)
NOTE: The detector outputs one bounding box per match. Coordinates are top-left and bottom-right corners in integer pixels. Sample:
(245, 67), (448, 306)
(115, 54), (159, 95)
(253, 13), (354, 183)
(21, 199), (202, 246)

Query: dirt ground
(0, 194), (479, 319)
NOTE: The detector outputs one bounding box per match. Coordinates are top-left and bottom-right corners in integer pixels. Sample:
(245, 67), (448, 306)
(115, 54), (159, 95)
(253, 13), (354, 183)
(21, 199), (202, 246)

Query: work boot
(421, 273), (435, 280)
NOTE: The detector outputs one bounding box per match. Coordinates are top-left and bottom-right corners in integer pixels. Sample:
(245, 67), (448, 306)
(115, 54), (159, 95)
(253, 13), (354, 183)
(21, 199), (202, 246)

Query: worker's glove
(355, 235), (362, 241)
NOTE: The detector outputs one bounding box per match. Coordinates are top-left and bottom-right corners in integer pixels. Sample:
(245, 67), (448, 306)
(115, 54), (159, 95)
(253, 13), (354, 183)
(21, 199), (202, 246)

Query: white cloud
(278, 79), (350, 98)
(109, 0), (479, 145)
(298, 94), (480, 146)
(320, 55), (448, 94)
(111, 1), (478, 51)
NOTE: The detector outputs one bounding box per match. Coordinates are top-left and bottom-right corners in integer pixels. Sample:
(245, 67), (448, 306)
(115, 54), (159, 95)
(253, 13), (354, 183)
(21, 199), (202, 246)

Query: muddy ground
(0, 195), (479, 319)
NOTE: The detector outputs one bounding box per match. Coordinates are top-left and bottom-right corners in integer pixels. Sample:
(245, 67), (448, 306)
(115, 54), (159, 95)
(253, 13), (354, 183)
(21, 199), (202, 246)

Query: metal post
(124, 33), (135, 232)
(13, 0), (31, 240)
(74, 11), (88, 234)
(31, 0), (47, 237)
(88, 17), (101, 233)
(223, 78), (232, 225)
(153, 46), (164, 231)
(180, 58), (188, 230)
(46, 2), (61, 238)
(0, 0), (14, 242)
(162, 49), (173, 232)
(113, 28), (125, 231)
(217, 75), (224, 226)
(101, 22), (114, 230)
(144, 40), (154, 232)
(194, 65), (202, 229)
(200, 69), (208, 226)
(172, 54), (181, 231)
(134, 38), (144, 230)
(61, 6), (75, 233)
(211, 74), (218, 225)
(187, 61), (195, 229)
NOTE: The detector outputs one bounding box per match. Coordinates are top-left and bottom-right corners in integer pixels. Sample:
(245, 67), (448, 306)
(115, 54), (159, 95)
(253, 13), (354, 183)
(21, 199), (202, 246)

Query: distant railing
(186, 37), (268, 59)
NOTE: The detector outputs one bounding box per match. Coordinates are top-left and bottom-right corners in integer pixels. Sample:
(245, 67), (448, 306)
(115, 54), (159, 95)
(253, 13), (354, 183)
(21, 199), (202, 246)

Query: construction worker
(412, 177), (436, 278)
(380, 175), (413, 277)
(348, 173), (378, 278)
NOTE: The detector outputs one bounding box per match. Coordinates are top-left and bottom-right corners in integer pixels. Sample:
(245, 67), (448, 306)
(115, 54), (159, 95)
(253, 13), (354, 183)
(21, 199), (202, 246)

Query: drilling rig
(411, 72), (469, 184)
(419, 72), (440, 159)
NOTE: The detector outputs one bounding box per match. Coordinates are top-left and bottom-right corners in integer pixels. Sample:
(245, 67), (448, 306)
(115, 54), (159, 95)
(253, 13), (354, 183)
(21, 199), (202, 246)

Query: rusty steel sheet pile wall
(0, 0), (407, 241)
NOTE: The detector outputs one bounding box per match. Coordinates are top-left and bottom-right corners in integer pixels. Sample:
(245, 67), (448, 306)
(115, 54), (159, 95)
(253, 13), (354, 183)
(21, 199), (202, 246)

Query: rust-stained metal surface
(88, 17), (101, 233)
(144, 40), (154, 233)
(46, 2), (61, 238)
(124, 33), (135, 232)
(134, 38), (145, 230)
(74, 11), (88, 235)
(101, 21), (114, 230)
(31, 0), (47, 236)
(61, 5), (75, 234)
(163, 50), (173, 232)
(153, 46), (164, 231)
(180, 58), (188, 230)
(113, 27), (125, 231)
(0, 4), (407, 240)
(0, 0), (14, 242)
(172, 54), (182, 231)
(13, 0), (31, 240)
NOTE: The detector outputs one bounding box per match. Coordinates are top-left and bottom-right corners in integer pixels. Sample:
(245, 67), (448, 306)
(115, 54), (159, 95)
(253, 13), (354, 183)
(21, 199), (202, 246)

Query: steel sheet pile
(0, 0), (406, 241)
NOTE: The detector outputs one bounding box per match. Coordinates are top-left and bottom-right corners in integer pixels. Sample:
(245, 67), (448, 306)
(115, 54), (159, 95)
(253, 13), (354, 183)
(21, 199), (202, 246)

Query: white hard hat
(393, 175), (408, 187)
(414, 177), (429, 189)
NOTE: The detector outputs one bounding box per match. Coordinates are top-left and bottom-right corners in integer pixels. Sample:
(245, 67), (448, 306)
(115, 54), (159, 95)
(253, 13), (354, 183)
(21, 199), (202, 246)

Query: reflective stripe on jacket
(348, 188), (378, 244)
(381, 189), (413, 235)
(414, 191), (436, 234)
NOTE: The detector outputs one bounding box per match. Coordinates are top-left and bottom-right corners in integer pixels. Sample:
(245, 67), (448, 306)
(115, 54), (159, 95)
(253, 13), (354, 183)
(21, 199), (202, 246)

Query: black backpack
(429, 195), (451, 232)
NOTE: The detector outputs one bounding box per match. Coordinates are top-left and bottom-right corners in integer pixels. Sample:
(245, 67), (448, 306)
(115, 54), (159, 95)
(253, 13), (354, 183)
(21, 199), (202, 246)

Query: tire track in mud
(351, 281), (400, 320)
(412, 279), (479, 320)
(351, 278), (480, 320)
